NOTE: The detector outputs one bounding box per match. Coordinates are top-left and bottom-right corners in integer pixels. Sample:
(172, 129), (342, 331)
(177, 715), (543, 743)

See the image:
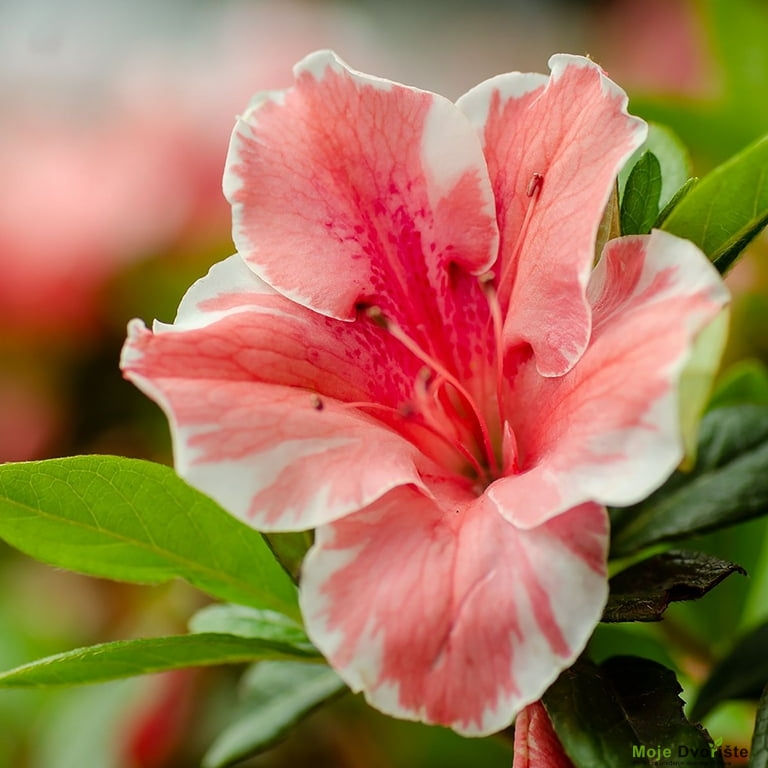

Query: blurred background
(1, 0), (767, 765)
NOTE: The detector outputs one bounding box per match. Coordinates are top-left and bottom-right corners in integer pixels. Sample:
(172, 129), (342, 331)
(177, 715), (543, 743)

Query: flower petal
(495, 230), (729, 529)
(457, 54), (647, 375)
(224, 51), (498, 380)
(300, 480), (608, 735)
(121, 256), (431, 530)
(224, 50), (498, 359)
(513, 701), (575, 768)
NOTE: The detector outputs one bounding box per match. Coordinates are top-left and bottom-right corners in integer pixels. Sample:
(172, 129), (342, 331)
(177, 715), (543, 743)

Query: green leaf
(662, 132), (768, 273)
(620, 151), (662, 235)
(32, 681), (144, 768)
(189, 604), (315, 654)
(677, 308), (730, 470)
(263, 531), (314, 583)
(543, 656), (722, 767)
(603, 550), (746, 623)
(708, 359), (768, 410)
(610, 406), (768, 557)
(691, 621), (768, 721)
(619, 123), (692, 209)
(0, 456), (299, 618)
(654, 177), (698, 229)
(202, 661), (345, 768)
(0, 633), (320, 688)
(751, 684), (768, 768)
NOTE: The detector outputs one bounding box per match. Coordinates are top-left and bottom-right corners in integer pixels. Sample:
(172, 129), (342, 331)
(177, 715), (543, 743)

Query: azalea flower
(121, 51), (728, 735)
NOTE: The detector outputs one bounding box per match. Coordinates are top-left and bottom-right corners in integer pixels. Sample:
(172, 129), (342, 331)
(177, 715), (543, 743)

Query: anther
(365, 306), (389, 330)
(478, 270), (496, 285)
(526, 172), (544, 198)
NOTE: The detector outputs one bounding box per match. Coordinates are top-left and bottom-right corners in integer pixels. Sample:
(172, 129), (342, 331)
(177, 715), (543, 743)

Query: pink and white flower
(121, 52), (728, 735)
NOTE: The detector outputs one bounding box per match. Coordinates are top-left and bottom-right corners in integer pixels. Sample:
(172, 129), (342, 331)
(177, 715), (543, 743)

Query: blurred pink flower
(0, 1), (378, 334)
(118, 670), (196, 768)
(123, 52), (727, 733)
(0, 373), (60, 462)
(592, 0), (714, 96)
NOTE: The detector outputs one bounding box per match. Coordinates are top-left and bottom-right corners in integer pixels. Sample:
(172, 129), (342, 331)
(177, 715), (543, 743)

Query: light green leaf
(708, 359), (768, 410)
(620, 123), (692, 209)
(751, 684), (768, 768)
(654, 177), (698, 230)
(620, 151), (662, 235)
(0, 633), (320, 688)
(610, 405), (768, 557)
(189, 604), (315, 653)
(33, 681), (143, 768)
(0, 456), (299, 618)
(662, 132), (768, 273)
(678, 308), (729, 470)
(203, 661), (345, 768)
(263, 531), (314, 583)
(646, 123), (693, 207)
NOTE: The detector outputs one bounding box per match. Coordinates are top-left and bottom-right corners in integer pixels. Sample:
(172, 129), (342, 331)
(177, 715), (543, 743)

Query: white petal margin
(494, 230), (730, 531)
(223, 49), (498, 322)
(458, 54), (647, 378)
(299, 481), (608, 735)
(121, 255), (430, 532)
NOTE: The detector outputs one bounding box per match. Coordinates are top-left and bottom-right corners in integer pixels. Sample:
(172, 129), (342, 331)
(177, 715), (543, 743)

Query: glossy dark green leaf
(751, 684), (768, 768)
(543, 656), (722, 767)
(603, 550), (745, 623)
(662, 132), (768, 273)
(203, 661), (345, 768)
(620, 151), (662, 235)
(0, 633), (320, 688)
(0, 456), (299, 618)
(691, 621), (768, 721)
(610, 406), (768, 557)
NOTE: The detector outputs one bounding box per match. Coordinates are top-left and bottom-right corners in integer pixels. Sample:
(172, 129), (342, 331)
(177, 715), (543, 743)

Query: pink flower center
(322, 298), (508, 492)
(317, 175), (548, 492)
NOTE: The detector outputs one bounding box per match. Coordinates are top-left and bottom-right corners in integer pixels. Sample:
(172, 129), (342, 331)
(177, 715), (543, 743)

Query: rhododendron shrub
(4, 49), (768, 768)
(122, 52), (727, 734)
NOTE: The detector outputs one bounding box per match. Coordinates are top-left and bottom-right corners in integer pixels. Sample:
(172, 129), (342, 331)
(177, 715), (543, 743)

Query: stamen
(413, 368), (473, 452)
(365, 306), (389, 330)
(338, 398), (488, 479)
(497, 171), (544, 303)
(367, 307), (500, 476)
(480, 277), (506, 426)
(526, 172), (544, 198)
